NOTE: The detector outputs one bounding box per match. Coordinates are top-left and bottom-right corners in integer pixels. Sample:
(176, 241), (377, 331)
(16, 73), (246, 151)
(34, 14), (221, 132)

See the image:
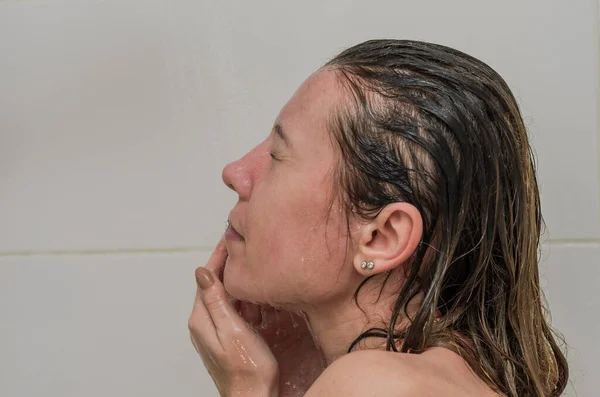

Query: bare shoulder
(303, 350), (420, 397)
(304, 348), (499, 397)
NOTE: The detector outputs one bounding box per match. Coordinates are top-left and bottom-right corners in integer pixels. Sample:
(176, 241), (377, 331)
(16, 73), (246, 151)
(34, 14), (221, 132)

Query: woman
(188, 39), (568, 397)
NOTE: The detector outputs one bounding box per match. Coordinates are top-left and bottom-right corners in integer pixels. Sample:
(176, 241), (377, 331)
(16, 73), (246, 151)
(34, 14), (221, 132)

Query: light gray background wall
(0, 1), (598, 396)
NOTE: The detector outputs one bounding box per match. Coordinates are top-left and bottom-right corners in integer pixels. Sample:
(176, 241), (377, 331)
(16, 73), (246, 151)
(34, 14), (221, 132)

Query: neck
(301, 273), (421, 365)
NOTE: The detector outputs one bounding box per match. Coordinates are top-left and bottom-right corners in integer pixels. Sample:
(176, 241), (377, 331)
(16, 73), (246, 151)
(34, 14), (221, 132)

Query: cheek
(245, 197), (294, 271)
(238, 164), (352, 301)
(246, 194), (350, 295)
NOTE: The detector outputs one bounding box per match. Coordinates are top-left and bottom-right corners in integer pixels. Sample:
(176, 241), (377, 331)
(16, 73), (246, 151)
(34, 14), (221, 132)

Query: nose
(222, 158), (246, 196)
(221, 150), (257, 199)
(222, 139), (271, 199)
(221, 161), (236, 192)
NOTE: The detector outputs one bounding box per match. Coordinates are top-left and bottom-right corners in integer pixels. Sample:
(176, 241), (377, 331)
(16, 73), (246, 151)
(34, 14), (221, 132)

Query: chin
(222, 262), (239, 294)
(223, 254), (283, 304)
(222, 259), (253, 301)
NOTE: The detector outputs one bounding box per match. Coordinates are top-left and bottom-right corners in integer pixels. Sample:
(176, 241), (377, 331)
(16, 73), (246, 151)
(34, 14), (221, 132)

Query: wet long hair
(324, 40), (568, 397)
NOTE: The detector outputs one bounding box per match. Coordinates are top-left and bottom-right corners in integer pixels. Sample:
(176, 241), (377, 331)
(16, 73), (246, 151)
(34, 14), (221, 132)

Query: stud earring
(360, 261), (375, 270)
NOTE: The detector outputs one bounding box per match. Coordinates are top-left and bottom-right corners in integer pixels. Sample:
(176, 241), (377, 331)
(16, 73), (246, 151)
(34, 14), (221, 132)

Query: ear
(353, 202), (423, 275)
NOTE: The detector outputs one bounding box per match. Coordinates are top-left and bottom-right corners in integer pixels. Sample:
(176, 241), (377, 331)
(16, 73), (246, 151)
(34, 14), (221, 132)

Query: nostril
(221, 162), (237, 192)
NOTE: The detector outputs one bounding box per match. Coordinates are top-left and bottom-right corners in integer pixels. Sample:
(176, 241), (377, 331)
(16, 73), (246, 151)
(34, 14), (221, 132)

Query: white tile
(0, 246), (597, 397)
(540, 244), (600, 396)
(0, 1), (237, 252)
(0, 0), (597, 252)
(0, 252), (219, 397)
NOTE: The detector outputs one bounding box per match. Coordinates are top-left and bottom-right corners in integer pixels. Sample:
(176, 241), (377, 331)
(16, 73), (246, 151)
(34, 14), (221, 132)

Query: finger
(189, 332), (219, 376)
(188, 239), (230, 348)
(202, 238), (231, 302)
(190, 331), (201, 354)
(196, 267), (251, 337)
(189, 282), (220, 347)
(205, 237), (228, 276)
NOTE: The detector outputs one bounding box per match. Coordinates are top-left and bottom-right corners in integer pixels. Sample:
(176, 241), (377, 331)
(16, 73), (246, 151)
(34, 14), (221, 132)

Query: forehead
(276, 69), (345, 147)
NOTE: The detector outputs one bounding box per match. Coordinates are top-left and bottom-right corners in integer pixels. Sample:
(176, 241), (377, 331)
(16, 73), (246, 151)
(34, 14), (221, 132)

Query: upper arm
(303, 350), (421, 397)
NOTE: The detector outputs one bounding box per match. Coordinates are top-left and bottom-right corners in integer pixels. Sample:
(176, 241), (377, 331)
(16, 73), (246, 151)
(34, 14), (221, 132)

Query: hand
(189, 238), (279, 397)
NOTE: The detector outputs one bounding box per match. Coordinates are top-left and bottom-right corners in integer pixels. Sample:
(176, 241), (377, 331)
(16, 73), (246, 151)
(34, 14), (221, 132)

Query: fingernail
(196, 267), (215, 290)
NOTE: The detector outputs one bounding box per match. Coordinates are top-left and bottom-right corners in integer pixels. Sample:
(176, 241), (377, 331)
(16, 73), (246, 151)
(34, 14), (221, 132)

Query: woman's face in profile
(221, 70), (360, 308)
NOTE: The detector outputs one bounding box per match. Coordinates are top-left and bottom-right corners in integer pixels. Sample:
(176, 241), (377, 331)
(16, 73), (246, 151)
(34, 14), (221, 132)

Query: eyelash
(269, 151), (280, 161)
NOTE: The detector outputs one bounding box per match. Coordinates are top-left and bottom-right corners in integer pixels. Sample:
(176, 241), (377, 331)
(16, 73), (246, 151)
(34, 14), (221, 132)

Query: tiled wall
(1, 1), (598, 396)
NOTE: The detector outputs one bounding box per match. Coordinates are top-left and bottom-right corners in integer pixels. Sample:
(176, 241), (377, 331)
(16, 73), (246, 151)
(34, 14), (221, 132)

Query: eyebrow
(273, 123), (291, 148)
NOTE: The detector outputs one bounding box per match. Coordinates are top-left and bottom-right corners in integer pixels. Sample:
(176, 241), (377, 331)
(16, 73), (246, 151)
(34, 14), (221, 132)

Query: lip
(225, 219), (244, 241)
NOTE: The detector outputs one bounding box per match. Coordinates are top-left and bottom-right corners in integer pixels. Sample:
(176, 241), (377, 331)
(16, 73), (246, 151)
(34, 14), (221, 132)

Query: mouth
(225, 219), (244, 241)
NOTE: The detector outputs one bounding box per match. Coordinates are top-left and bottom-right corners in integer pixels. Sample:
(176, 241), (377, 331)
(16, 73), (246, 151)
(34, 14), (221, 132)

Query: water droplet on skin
(231, 339), (258, 368)
(259, 306), (269, 329)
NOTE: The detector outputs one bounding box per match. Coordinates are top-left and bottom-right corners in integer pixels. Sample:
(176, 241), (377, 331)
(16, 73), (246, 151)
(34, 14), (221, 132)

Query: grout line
(0, 247), (209, 257)
(0, 240), (599, 258)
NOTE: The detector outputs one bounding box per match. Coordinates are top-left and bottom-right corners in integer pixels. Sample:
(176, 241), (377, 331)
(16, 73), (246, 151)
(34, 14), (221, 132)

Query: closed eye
(269, 150), (281, 161)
